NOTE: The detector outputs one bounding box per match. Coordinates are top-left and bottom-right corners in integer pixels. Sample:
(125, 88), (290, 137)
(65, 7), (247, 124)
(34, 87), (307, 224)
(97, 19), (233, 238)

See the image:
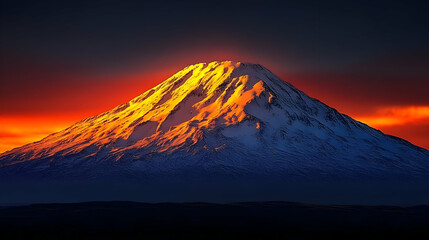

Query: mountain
(1, 61), (428, 204)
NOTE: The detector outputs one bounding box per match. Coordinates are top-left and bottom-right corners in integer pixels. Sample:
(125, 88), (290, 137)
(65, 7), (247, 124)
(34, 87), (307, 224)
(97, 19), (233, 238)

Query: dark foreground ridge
(1, 201), (428, 239)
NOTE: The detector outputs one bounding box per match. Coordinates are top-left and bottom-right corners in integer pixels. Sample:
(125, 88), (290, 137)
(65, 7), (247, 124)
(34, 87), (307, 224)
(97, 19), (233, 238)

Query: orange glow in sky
(0, 115), (80, 153)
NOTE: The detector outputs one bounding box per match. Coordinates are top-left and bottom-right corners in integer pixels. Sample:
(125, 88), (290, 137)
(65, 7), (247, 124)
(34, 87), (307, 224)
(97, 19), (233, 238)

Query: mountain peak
(189, 60), (243, 67)
(186, 60), (259, 68)
(180, 61), (272, 83)
(1, 61), (428, 179)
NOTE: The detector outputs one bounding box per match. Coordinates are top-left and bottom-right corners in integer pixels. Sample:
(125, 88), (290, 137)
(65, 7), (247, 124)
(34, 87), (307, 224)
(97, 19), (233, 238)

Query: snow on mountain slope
(0, 61), (428, 179)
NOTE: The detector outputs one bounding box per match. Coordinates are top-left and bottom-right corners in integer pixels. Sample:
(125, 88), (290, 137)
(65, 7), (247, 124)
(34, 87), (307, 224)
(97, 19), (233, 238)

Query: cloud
(355, 106), (429, 127)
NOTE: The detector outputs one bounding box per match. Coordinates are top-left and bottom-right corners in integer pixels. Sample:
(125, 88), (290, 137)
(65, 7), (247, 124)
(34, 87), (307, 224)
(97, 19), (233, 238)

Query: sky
(1, 0), (429, 152)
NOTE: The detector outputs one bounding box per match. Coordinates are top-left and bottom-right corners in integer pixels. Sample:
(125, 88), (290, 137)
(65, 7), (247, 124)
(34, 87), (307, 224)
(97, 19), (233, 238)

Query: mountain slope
(0, 61), (428, 179)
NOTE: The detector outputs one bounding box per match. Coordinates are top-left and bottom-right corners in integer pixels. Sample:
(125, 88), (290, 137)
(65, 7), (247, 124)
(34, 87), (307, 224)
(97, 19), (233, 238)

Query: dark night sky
(1, 0), (429, 151)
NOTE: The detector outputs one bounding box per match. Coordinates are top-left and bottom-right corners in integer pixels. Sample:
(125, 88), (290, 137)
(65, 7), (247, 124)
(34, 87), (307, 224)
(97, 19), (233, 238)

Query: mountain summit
(1, 61), (428, 204)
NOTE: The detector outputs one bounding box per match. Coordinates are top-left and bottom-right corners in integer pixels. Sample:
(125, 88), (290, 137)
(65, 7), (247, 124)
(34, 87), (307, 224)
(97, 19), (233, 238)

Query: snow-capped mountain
(0, 61), (428, 204)
(1, 60), (428, 177)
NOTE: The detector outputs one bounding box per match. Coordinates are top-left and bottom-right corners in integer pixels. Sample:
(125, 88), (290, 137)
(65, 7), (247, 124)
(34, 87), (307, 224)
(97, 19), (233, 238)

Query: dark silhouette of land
(1, 201), (428, 239)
